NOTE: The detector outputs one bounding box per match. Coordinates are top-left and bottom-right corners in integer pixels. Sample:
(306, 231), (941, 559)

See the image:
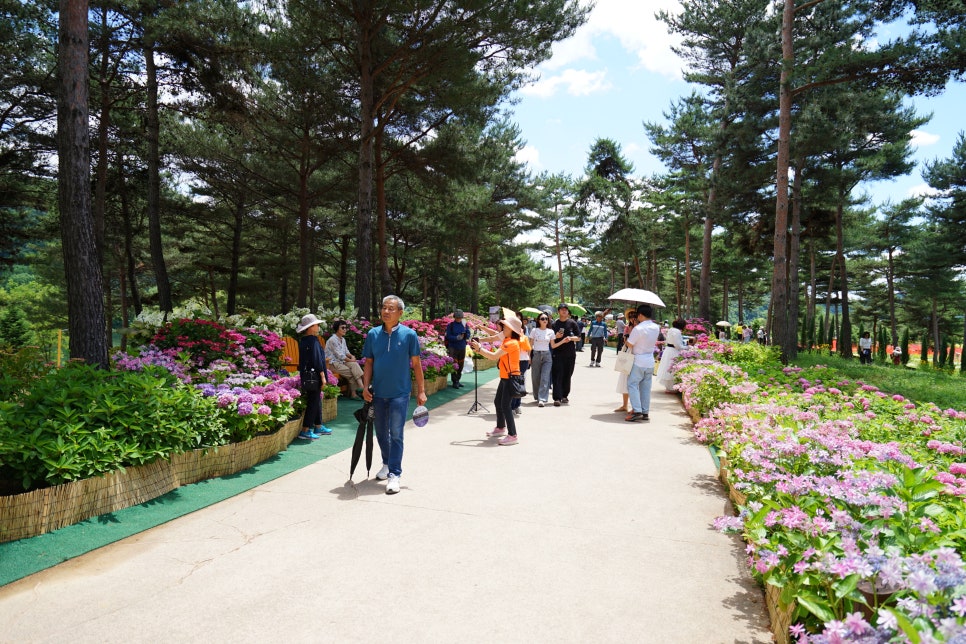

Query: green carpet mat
(0, 369), (499, 587)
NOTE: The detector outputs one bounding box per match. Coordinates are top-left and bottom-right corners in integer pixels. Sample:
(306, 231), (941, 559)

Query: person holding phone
(550, 303), (580, 406)
(444, 309), (471, 388)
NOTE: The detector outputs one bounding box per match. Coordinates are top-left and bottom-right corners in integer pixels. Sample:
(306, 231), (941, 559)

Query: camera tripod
(466, 354), (489, 415)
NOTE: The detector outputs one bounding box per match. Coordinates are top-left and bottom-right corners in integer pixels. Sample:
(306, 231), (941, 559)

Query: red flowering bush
(150, 318), (284, 372)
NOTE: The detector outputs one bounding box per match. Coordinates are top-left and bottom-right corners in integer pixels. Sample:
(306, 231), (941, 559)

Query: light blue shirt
(362, 323), (421, 398)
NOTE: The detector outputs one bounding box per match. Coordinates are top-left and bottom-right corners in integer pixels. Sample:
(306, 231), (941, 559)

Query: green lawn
(791, 351), (966, 411)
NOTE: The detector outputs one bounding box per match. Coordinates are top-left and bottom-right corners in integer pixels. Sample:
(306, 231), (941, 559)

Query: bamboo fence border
(0, 415), (303, 544)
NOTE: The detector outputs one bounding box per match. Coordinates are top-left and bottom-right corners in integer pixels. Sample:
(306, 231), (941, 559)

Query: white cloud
(910, 129), (940, 147)
(545, 0), (684, 77)
(520, 68), (612, 98)
(515, 144), (542, 169)
(908, 183), (941, 198)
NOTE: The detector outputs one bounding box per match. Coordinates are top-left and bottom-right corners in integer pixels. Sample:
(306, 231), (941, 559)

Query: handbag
(509, 373), (528, 398)
(501, 355), (528, 398)
(614, 348), (634, 375)
(300, 369), (322, 392)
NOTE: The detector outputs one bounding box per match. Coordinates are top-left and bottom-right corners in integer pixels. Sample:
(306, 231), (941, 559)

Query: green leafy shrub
(0, 345), (53, 401)
(0, 364), (229, 491)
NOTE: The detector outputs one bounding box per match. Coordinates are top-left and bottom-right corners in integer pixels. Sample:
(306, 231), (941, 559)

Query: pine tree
(900, 327), (910, 366)
(921, 330), (929, 364)
(0, 307), (33, 349)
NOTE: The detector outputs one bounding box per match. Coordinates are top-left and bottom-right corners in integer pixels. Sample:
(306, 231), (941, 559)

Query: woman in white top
(656, 318), (686, 392)
(528, 313), (555, 406)
(858, 332), (873, 365)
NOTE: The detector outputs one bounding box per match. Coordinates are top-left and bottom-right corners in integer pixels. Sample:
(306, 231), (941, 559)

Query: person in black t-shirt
(550, 303), (580, 405)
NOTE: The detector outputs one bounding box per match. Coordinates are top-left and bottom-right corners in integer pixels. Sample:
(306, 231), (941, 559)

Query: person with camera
(550, 303), (580, 406)
(444, 309), (471, 388)
(470, 315), (523, 446)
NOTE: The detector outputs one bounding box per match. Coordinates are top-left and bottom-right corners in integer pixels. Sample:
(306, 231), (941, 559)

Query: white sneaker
(538, 401), (545, 407)
(376, 464), (389, 480)
(386, 473), (400, 494)
(513, 408), (521, 416)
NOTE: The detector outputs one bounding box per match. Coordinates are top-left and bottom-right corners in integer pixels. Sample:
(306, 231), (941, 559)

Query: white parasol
(607, 288), (666, 307)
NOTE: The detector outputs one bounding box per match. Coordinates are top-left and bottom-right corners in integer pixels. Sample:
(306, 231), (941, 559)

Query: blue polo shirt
(362, 323), (422, 398)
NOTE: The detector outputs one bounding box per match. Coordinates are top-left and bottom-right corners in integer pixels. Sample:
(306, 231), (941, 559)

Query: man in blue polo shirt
(362, 295), (426, 495)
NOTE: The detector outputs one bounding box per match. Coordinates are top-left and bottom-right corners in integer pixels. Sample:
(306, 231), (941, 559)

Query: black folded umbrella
(350, 400), (375, 479)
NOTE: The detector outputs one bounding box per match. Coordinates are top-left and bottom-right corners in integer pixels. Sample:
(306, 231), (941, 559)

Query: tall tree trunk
(683, 216), (693, 318)
(119, 263), (128, 351)
(93, 7), (109, 267)
(807, 236), (816, 346)
(770, 0), (795, 362)
(737, 277), (744, 324)
(297, 151), (311, 307)
(824, 257), (836, 340)
(376, 129), (391, 296)
(887, 248), (898, 346)
(208, 266), (219, 319)
(339, 234), (351, 310)
(227, 195), (244, 316)
(698, 210), (714, 322)
(119, 163), (141, 316)
(835, 197), (853, 358)
(144, 44), (172, 312)
(675, 257), (683, 319)
(932, 297), (940, 365)
(354, 3), (375, 317)
(787, 160), (803, 360)
(471, 243), (481, 313)
(721, 274), (729, 321)
(58, 0), (107, 368)
(555, 215), (564, 302)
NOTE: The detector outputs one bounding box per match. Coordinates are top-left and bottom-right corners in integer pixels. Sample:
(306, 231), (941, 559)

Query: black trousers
(302, 384), (322, 427)
(494, 379), (517, 436)
(551, 352), (576, 401)
(590, 337), (605, 363)
(448, 347), (466, 384)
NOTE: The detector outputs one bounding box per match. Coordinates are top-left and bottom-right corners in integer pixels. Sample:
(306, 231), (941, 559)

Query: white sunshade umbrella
(716, 320), (732, 327)
(607, 288), (666, 307)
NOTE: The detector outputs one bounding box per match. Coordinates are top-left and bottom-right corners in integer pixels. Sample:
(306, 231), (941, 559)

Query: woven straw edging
(0, 415), (303, 544)
(691, 400), (792, 644)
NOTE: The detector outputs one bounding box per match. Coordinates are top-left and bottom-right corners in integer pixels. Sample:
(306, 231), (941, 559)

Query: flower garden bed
(0, 415), (302, 544)
(670, 329), (966, 643)
(0, 307), (497, 547)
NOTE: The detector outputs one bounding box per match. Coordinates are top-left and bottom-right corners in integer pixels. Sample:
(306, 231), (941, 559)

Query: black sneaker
(625, 412), (642, 422)
(553, 400), (561, 407)
(641, 413), (650, 422)
(561, 397), (569, 404)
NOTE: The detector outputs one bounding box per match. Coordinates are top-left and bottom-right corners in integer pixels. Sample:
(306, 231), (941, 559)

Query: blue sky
(509, 0), (966, 208)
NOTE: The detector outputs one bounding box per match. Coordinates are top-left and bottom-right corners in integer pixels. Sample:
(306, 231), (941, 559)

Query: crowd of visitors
(308, 300), (698, 492)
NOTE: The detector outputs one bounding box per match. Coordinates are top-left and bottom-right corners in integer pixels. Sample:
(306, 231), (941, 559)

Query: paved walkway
(0, 350), (771, 643)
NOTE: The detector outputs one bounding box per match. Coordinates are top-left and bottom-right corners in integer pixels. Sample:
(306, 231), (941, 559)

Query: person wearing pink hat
(470, 314), (524, 446)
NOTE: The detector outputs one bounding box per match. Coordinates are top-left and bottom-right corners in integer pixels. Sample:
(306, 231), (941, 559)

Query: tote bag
(614, 348), (634, 375)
